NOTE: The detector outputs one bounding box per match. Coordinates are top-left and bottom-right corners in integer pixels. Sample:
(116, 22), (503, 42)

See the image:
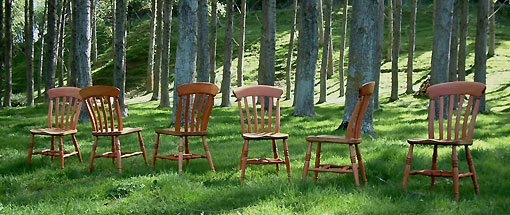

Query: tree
(160, 0), (173, 108)
(173, 0), (198, 123)
(74, 0), (91, 90)
(318, 0), (324, 45)
(151, 0), (163, 100)
(209, 0), (217, 84)
(293, 0), (318, 116)
(220, 0), (233, 107)
(91, 0), (97, 64)
(474, 0), (488, 112)
(0, 0), (3, 108)
(114, 0), (127, 116)
(57, 0), (67, 87)
(449, 0), (460, 83)
(236, 0), (246, 87)
(25, 0), (35, 106)
(4, 0), (12, 107)
(258, 0), (276, 86)
(488, 0), (495, 57)
(406, 0), (417, 94)
(44, 0), (58, 101)
(319, 0), (332, 104)
(387, 0), (393, 61)
(457, 0), (468, 81)
(37, 0), (47, 96)
(374, 0), (385, 109)
(197, 0), (210, 82)
(146, 0), (156, 92)
(68, 0), (76, 87)
(339, 0), (382, 134)
(285, 0), (297, 100)
(338, 0), (349, 97)
(390, 0), (401, 102)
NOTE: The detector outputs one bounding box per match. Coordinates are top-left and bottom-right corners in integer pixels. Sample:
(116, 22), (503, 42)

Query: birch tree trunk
(457, 0), (468, 81)
(146, 0), (156, 92)
(236, 0), (246, 87)
(406, 0), (417, 94)
(25, 0), (35, 106)
(488, 0), (495, 57)
(197, 0), (210, 82)
(37, 0), (47, 97)
(3, 0), (11, 107)
(449, 0), (460, 83)
(474, 0), (488, 112)
(285, 0), (297, 100)
(221, 0), (233, 107)
(159, 0), (173, 108)
(390, 0), (401, 102)
(318, 0), (324, 45)
(113, 0), (127, 116)
(387, 0), (393, 61)
(90, 0), (97, 64)
(319, 0), (332, 104)
(293, 0), (318, 116)
(209, 0), (217, 84)
(258, 0), (276, 86)
(338, 0), (348, 97)
(374, 0), (384, 109)
(151, 0), (163, 100)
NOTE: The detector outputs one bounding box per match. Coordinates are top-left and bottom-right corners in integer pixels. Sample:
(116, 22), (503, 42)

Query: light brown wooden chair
(80, 86), (148, 174)
(233, 85), (291, 181)
(303, 81), (375, 187)
(152, 82), (219, 173)
(402, 81), (486, 200)
(28, 87), (84, 169)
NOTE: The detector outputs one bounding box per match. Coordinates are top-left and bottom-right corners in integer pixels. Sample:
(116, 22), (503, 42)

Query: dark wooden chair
(402, 81), (486, 200)
(303, 82), (375, 187)
(233, 85), (291, 181)
(152, 82), (219, 173)
(28, 87), (84, 169)
(80, 86), (148, 174)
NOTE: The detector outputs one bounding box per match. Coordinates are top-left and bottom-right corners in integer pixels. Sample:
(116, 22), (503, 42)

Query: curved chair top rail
(427, 81), (486, 99)
(233, 85), (283, 99)
(358, 81), (376, 98)
(79, 85), (120, 99)
(177, 82), (219, 97)
(346, 81), (376, 139)
(48, 87), (82, 99)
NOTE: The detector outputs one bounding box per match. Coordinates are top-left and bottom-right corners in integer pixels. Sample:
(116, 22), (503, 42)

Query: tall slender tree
(221, 0), (233, 107)
(68, 0), (76, 87)
(146, 0), (156, 92)
(318, 0), (324, 45)
(293, 0), (318, 116)
(4, 0), (12, 107)
(457, 0), (468, 81)
(406, 0), (417, 94)
(91, 0), (97, 64)
(285, 0), (297, 100)
(387, 0), (393, 61)
(474, 0), (488, 112)
(25, 0), (35, 106)
(390, 0), (401, 102)
(0, 0), (3, 108)
(74, 0), (91, 121)
(151, 0), (163, 100)
(209, 0), (217, 84)
(319, 0), (332, 104)
(44, 0), (58, 101)
(236, 0), (246, 87)
(488, 0), (495, 57)
(37, 0), (47, 96)
(374, 0), (385, 109)
(160, 0), (173, 108)
(327, 36), (334, 78)
(338, 0), (349, 97)
(114, 0), (127, 116)
(197, 0), (210, 82)
(258, 0), (276, 86)
(57, 0), (66, 87)
(449, 0), (460, 83)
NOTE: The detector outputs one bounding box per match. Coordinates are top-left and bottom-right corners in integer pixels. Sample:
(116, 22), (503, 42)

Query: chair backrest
(47, 87), (83, 130)
(79, 86), (124, 133)
(233, 85), (284, 134)
(346, 82), (375, 139)
(426, 81), (486, 141)
(174, 82), (219, 132)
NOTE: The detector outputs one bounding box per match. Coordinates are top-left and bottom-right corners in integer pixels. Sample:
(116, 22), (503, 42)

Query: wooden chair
(233, 85), (291, 181)
(303, 82), (375, 187)
(402, 81), (486, 200)
(152, 82), (219, 173)
(80, 86), (148, 174)
(28, 87), (84, 169)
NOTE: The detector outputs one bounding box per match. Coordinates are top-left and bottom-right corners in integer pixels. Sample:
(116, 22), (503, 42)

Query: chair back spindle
(174, 83), (219, 133)
(80, 86), (124, 133)
(345, 82), (375, 139)
(47, 87), (83, 130)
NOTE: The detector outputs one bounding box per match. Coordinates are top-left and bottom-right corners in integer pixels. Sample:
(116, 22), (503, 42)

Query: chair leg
(115, 136), (123, 174)
(452, 146), (459, 201)
(349, 144), (360, 188)
(431, 145), (438, 188)
(185, 136), (190, 165)
(272, 139), (280, 171)
(111, 136), (116, 164)
(178, 136), (184, 173)
(240, 140), (250, 182)
(239, 139), (248, 170)
(313, 142), (322, 182)
(283, 139), (291, 181)
(202, 136), (215, 173)
(50, 136), (55, 161)
(402, 144), (414, 190)
(303, 141), (313, 179)
(88, 137), (99, 172)
(59, 136), (65, 169)
(355, 144), (367, 184)
(152, 134), (160, 169)
(137, 132), (148, 166)
(72, 134), (83, 162)
(28, 134), (35, 166)
(465, 145), (479, 194)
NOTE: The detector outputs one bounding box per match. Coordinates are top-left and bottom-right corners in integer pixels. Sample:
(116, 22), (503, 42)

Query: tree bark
(173, 0), (198, 123)
(318, 0), (324, 45)
(197, 0), (210, 82)
(74, 0), (91, 88)
(91, 0), (97, 64)
(374, 0), (384, 110)
(25, 0), (35, 106)
(258, 0), (276, 86)
(339, 0), (381, 134)
(146, 0), (156, 92)
(159, 0), (173, 108)
(37, 0), (47, 97)
(338, 0), (348, 97)
(236, 0), (246, 86)
(113, 0), (127, 116)
(285, 0), (297, 100)
(449, 0), (460, 83)
(57, 0), (66, 88)
(387, 0), (393, 61)
(151, 0), (163, 100)
(319, 0), (332, 104)
(68, 0), (76, 87)
(390, 0), (401, 102)
(221, 0), (233, 107)
(457, 0), (468, 81)
(44, 0), (58, 101)
(4, 0), (12, 107)
(0, 0), (3, 108)
(406, 0), (417, 94)
(474, 0), (488, 112)
(293, 0), (318, 116)
(488, 0), (495, 57)
(209, 0), (217, 84)
(327, 34), (334, 78)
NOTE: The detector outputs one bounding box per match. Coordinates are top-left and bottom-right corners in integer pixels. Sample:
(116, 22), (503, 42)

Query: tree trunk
(209, 0), (217, 84)
(236, 0), (246, 87)
(91, 0), (97, 64)
(44, 0), (58, 101)
(221, 0), (233, 107)
(68, 0), (76, 87)
(319, 0), (332, 104)
(0, 0), (3, 108)
(197, 0), (210, 82)
(474, 0), (488, 112)
(293, 0), (318, 116)
(339, 0), (381, 134)
(327, 34), (334, 78)
(173, 0), (198, 123)
(318, 0), (324, 45)
(159, 0), (173, 108)
(488, 0), (495, 57)
(338, 0), (348, 97)
(74, 0), (91, 88)
(390, 0), (401, 102)
(25, 0), (35, 106)
(146, 0), (156, 92)
(374, 0), (384, 110)
(57, 0), (66, 88)
(449, 0), (460, 83)
(285, 0), (297, 100)
(386, 0), (393, 61)
(37, 0), (47, 96)
(4, 0), (12, 107)
(406, 0), (417, 94)
(113, 0), (127, 116)
(258, 0), (276, 86)
(151, 0), (163, 100)
(457, 0), (468, 81)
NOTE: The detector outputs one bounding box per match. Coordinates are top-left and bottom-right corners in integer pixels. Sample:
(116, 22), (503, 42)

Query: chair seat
(242, 132), (289, 140)
(306, 135), (362, 144)
(30, 128), (77, 136)
(407, 138), (473, 145)
(92, 127), (142, 136)
(155, 128), (207, 136)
